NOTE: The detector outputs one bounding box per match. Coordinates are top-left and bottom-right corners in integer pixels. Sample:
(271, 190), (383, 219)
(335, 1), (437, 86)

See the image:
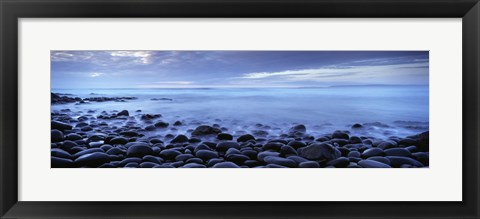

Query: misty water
(52, 85), (429, 139)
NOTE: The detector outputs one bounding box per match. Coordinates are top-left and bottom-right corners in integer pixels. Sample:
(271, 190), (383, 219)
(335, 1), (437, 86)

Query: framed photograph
(1, 0), (479, 218)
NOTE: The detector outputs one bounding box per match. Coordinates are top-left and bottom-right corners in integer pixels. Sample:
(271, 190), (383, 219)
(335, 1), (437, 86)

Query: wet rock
(361, 148), (384, 158)
(367, 156), (391, 165)
(384, 148), (412, 157)
(75, 152), (110, 167)
(298, 143), (341, 160)
(263, 156), (297, 167)
(387, 156), (424, 167)
(213, 162), (240, 168)
(159, 149), (182, 160)
(358, 160), (391, 168)
(237, 134), (255, 142)
(351, 123), (363, 128)
(117, 110), (129, 117)
(257, 151), (280, 162)
(182, 163), (206, 168)
(109, 137), (128, 145)
(173, 121), (182, 126)
(51, 129), (64, 143)
(191, 125), (221, 136)
(51, 156), (74, 168)
(51, 121), (73, 131)
(288, 140), (307, 149)
(195, 150), (219, 161)
(175, 154), (195, 162)
(377, 140), (398, 150)
(288, 124), (306, 135)
(326, 157), (350, 168)
(217, 133), (233, 140)
(332, 131), (349, 140)
(298, 161), (320, 168)
(51, 148), (72, 159)
(170, 134), (188, 143)
(126, 143), (153, 157)
(154, 121), (169, 128)
(216, 141), (240, 152)
(280, 145), (297, 156)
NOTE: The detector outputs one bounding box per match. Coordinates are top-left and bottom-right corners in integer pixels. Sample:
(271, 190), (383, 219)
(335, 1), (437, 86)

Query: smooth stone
(361, 148), (384, 158)
(263, 142), (284, 151)
(226, 154), (250, 165)
(349, 136), (362, 144)
(75, 152), (110, 167)
(207, 158), (224, 167)
(348, 151), (361, 158)
(326, 157), (350, 168)
(387, 156), (424, 167)
(377, 140), (398, 150)
(120, 131), (138, 137)
(288, 124), (306, 135)
(51, 148), (72, 159)
(109, 137), (128, 145)
(193, 144), (212, 154)
(119, 157), (142, 167)
(332, 131), (349, 140)
(298, 161), (320, 168)
(412, 152), (429, 166)
(217, 133), (233, 140)
(159, 149), (182, 160)
(244, 160), (262, 167)
(173, 121), (182, 126)
(266, 164), (288, 168)
(225, 148), (241, 156)
(81, 126), (93, 132)
(358, 160), (392, 168)
(171, 134), (188, 143)
(175, 154), (195, 162)
(405, 145), (418, 153)
(191, 125), (221, 136)
(117, 110), (129, 116)
(99, 163), (116, 168)
(216, 141), (240, 152)
(241, 149), (258, 159)
(142, 155), (163, 164)
(351, 123), (363, 128)
(51, 121), (73, 131)
(384, 148), (412, 157)
(154, 121), (169, 128)
(73, 148), (104, 159)
(126, 143), (153, 157)
(145, 125), (156, 131)
(100, 144), (113, 152)
(212, 162), (240, 168)
(257, 151), (280, 162)
(237, 134), (255, 142)
(182, 163), (206, 168)
(65, 133), (82, 141)
(88, 142), (103, 148)
(51, 129), (64, 143)
(298, 143), (341, 160)
(124, 162), (139, 168)
(106, 147), (125, 155)
(288, 140), (307, 149)
(367, 156), (391, 165)
(51, 156), (74, 168)
(139, 162), (158, 168)
(286, 155), (309, 164)
(186, 157), (204, 164)
(263, 156), (297, 167)
(195, 150), (219, 161)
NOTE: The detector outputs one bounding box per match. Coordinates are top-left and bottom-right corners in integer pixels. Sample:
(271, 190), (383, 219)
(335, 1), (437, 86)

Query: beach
(50, 86), (429, 168)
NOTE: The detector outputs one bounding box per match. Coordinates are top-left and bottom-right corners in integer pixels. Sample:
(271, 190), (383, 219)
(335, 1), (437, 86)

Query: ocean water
(51, 85), (429, 139)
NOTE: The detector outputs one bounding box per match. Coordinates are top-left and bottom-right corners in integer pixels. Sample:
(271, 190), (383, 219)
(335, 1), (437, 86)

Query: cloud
(89, 72), (104, 78)
(108, 51), (153, 64)
(237, 61), (428, 84)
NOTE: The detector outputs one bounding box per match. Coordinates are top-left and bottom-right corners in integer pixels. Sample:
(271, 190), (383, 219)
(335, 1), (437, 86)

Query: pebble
(263, 156), (297, 167)
(358, 160), (392, 168)
(298, 161), (320, 168)
(298, 143), (341, 160)
(75, 152), (110, 167)
(51, 129), (64, 143)
(212, 162), (240, 168)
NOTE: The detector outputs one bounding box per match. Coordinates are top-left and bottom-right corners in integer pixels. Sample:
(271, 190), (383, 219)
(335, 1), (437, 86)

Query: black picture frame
(1, 0), (479, 218)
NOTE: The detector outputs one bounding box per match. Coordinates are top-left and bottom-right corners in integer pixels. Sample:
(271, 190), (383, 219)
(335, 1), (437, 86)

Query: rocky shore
(51, 107), (429, 168)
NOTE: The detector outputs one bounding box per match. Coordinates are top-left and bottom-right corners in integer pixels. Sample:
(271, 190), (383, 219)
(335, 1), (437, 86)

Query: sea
(51, 85), (429, 139)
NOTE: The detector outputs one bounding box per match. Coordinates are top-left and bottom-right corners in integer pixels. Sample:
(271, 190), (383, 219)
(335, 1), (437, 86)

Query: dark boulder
(191, 125), (221, 136)
(51, 129), (64, 143)
(298, 143), (341, 160)
(237, 134), (255, 142)
(75, 152), (110, 167)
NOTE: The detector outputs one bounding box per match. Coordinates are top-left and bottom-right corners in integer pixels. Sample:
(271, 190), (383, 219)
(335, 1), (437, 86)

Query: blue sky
(51, 51), (428, 88)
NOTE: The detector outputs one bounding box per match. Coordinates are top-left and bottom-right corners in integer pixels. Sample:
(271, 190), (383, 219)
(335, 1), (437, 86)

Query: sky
(51, 51), (428, 89)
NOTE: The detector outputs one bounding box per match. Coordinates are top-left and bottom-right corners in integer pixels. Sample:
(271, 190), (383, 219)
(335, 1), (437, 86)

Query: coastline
(51, 93), (429, 168)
